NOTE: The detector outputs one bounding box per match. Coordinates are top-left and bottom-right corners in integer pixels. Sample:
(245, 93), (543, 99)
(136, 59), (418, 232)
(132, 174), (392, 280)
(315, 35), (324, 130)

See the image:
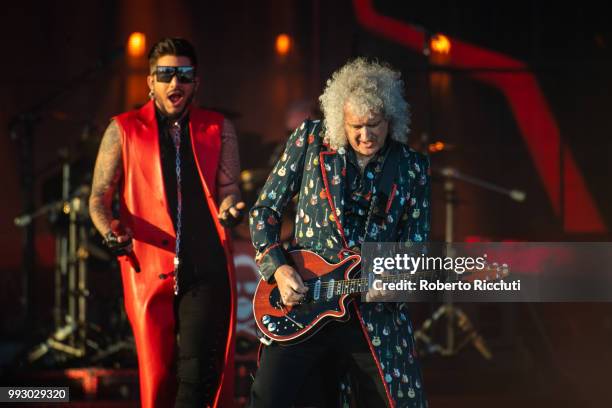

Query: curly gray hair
(319, 58), (410, 149)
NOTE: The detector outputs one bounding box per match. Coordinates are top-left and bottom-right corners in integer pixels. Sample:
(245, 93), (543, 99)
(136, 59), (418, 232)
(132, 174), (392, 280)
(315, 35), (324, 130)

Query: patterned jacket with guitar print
(250, 119), (431, 408)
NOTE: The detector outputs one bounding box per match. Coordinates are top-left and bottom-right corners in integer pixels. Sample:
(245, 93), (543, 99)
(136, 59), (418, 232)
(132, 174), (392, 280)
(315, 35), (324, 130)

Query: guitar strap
(365, 140), (402, 234)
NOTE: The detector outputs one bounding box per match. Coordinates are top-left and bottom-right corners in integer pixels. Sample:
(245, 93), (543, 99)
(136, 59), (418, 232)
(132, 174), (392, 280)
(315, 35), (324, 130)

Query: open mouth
(168, 92), (184, 106)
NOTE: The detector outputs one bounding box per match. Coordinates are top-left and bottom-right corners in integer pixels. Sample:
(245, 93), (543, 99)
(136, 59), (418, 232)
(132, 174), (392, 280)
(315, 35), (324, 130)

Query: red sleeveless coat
(114, 100), (236, 408)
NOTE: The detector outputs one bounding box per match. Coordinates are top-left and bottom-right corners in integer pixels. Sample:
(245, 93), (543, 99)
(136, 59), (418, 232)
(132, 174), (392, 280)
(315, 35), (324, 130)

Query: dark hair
(148, 37), (198, 70)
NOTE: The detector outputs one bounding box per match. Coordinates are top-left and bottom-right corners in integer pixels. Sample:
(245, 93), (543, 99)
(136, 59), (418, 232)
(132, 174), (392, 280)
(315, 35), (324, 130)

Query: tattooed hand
(104, 219), (133, 256)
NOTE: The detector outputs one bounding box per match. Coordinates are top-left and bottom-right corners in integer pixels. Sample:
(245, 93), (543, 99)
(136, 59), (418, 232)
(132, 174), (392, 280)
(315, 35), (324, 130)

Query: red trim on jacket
(385, 183), (398, 214)
(319, 150), (349, 250)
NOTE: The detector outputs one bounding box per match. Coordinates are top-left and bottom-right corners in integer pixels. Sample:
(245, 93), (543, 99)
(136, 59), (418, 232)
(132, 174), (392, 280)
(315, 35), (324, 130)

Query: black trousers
(174, 268), (230, 408)
(250, 314), (390, 408)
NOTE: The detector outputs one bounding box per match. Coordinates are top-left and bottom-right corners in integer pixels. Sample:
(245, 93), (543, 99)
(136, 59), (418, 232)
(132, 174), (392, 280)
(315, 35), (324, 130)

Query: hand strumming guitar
(274, 264), (309, 307)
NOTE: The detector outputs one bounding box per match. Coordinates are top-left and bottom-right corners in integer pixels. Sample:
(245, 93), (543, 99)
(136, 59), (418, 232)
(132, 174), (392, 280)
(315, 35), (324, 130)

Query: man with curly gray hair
(249, 58), (430, 407)
(320, 57), (410, 151)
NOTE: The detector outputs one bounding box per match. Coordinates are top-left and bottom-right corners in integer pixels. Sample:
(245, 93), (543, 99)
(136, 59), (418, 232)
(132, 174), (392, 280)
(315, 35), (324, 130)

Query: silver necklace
(170, 121), (182, 296)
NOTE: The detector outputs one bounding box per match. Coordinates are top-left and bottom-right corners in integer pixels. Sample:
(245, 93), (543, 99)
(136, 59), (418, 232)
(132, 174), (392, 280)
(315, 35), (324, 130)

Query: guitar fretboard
(303, 265), (506, 298)
(305, 269), (439, 297)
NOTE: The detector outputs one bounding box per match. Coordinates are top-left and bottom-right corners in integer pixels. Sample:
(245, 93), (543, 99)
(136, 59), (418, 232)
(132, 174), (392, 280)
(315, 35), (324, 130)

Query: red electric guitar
(252, 249), (509, 344)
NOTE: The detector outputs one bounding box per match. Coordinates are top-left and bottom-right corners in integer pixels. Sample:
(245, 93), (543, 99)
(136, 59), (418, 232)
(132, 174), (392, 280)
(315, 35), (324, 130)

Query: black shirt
(156, 109), (227, 289)
(343, 140), (390, 249)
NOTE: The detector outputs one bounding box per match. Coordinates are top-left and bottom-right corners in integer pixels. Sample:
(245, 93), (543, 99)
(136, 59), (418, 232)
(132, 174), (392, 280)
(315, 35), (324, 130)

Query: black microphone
(110, 220), (141, 272)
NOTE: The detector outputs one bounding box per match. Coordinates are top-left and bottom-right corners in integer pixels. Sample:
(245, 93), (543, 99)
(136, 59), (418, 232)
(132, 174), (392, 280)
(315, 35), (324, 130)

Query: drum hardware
(17, 164), (133, 366)
(414, 166), (525, 359)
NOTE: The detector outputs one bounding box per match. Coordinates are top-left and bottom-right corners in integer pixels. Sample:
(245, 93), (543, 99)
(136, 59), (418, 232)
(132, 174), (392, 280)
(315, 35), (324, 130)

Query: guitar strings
(301, 270), (439, 292)
(300, 265), (504, 294)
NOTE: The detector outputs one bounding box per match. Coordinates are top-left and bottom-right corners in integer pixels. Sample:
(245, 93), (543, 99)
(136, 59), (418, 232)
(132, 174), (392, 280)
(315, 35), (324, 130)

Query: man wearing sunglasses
(89, 37), (243, 408)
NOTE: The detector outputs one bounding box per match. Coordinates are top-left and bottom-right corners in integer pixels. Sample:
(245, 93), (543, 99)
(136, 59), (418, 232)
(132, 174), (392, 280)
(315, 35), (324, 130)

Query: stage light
(275, 34), (291, 56)
(428, 141), (446, 153)
(127, 32), (146, 58)
(430, 34), (451, 55)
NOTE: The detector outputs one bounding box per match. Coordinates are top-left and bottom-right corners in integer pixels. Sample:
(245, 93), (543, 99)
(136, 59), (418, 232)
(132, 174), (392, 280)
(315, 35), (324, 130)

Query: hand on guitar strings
(274, 264), (309, 306)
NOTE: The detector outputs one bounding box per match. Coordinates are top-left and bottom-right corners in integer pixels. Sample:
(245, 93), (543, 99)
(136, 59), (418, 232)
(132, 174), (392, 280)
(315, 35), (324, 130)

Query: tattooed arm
(89, 120), (123, 237)
(217, 118), (241, 205)
(217, 118), (246, 227)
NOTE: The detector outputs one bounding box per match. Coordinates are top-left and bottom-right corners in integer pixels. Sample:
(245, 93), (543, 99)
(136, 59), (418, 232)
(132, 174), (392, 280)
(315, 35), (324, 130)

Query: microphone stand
(414, 166), (526, 359)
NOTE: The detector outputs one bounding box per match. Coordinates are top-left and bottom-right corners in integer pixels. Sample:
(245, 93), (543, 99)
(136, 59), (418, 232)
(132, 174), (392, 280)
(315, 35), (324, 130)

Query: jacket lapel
(135, 101), (175, 227)
(319, 148), (348, 248)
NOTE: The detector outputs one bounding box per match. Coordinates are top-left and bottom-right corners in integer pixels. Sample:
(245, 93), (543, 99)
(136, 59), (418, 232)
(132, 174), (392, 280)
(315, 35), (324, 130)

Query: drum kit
(4, 46), (135, 369)
(13, 135), (134, 369)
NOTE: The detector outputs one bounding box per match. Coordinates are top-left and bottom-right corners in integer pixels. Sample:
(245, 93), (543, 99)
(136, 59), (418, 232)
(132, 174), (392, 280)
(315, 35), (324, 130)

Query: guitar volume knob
(267, 322), (277, 332)
(262, 315), (271, 325)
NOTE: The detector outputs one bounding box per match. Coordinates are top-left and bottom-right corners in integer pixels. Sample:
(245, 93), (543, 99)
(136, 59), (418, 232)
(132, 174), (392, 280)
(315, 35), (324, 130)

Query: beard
(154, 91), (196, 121)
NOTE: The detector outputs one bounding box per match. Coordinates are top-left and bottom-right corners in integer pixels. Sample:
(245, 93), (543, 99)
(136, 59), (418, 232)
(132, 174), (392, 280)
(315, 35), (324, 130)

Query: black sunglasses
(153, 66), (196, 83)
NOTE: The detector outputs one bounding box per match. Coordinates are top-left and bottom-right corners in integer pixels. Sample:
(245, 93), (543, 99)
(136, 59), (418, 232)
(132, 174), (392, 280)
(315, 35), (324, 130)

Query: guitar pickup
(326, 279), (335, 299)
(314, 279), (321, 300)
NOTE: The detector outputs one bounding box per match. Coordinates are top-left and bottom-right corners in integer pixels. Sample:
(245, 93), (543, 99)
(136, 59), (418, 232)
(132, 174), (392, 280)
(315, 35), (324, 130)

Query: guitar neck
(297, 249), (508, 300)
(330, 265), (505, 296)
(333, 270), (439, 296)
